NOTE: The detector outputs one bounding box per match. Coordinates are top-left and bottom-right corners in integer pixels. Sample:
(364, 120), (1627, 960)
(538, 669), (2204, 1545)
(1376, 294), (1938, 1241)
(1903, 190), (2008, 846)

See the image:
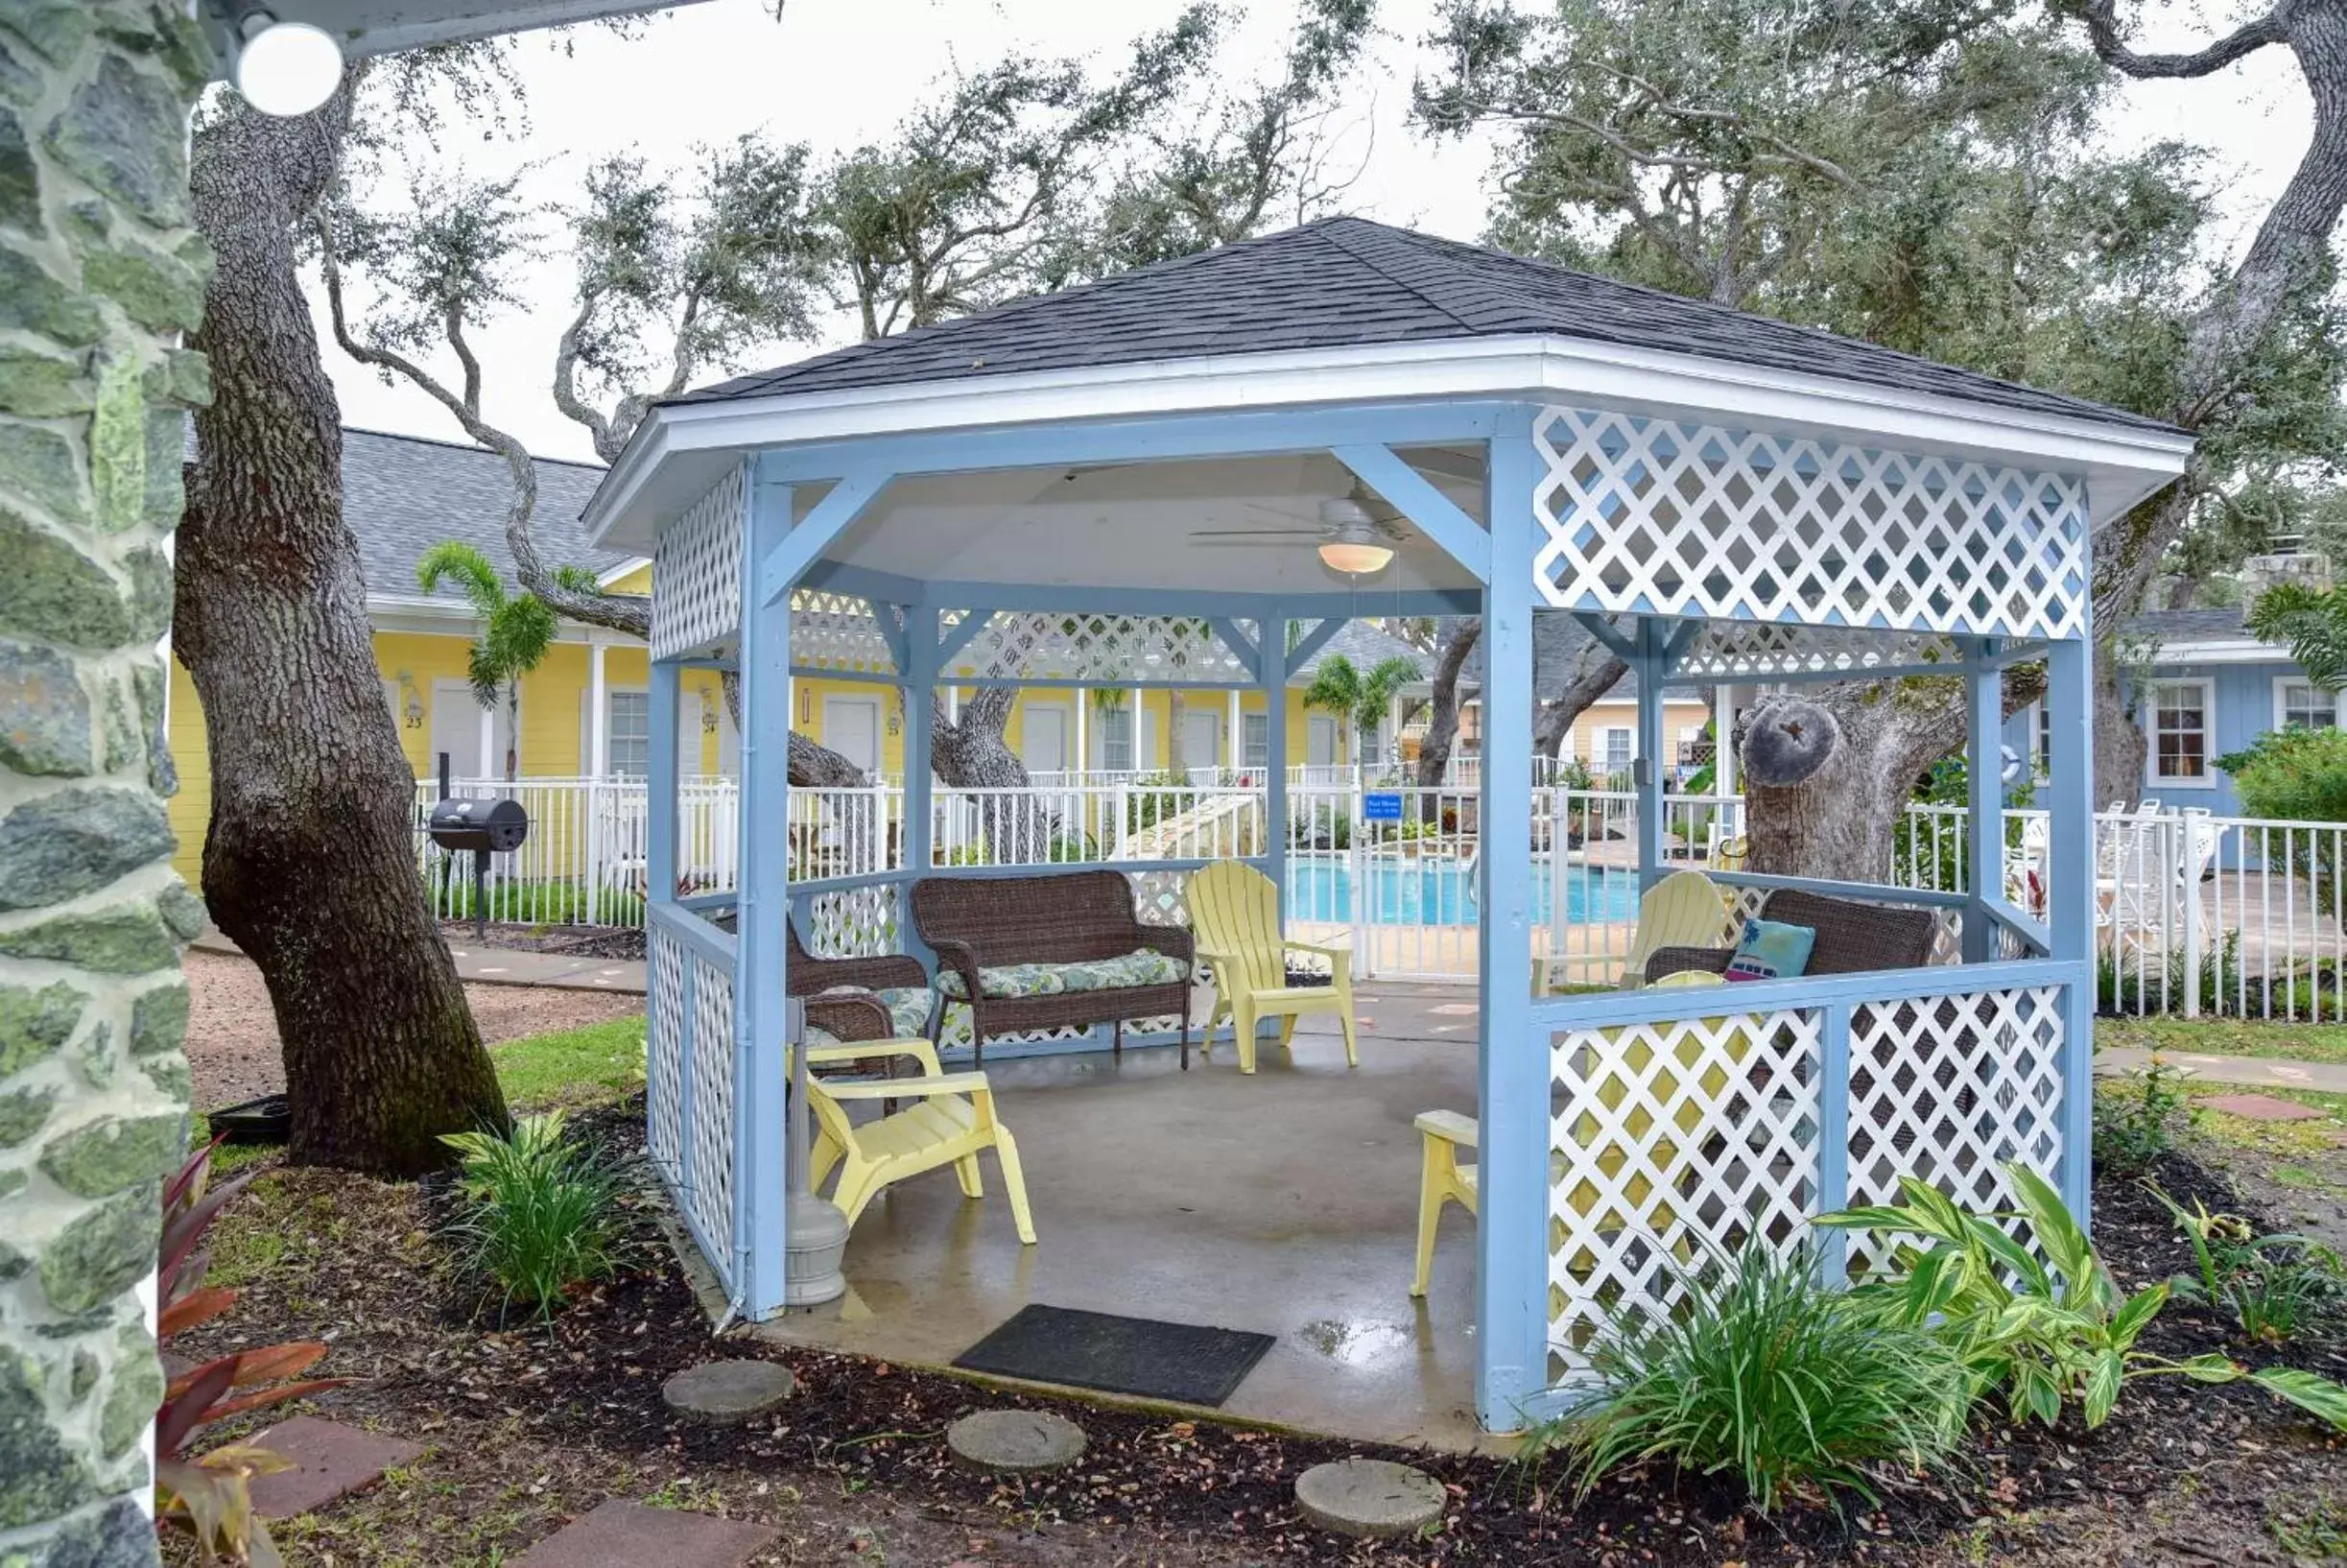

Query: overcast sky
(320, 0), (2313, 467)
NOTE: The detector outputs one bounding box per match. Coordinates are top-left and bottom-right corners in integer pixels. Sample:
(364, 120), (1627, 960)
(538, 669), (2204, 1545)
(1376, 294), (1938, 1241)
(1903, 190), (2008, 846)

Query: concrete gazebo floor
(750, 984), (1501, 1453)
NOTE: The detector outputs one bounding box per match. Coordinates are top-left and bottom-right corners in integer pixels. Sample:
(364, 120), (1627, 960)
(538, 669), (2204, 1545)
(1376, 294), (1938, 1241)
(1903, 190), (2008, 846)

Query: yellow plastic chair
(1615, 869), (1737, 991)
(1188, 860), (1360, 1073)
(803, 1044), (1035, 1244)
(1411, 972), (1734, 1295)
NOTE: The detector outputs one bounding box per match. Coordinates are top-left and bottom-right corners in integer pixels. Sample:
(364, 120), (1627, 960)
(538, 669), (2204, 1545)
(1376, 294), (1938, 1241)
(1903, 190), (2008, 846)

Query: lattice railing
(652, 466), (744, 661)
(1671, 622), (1961, 678)
(1532, 406), (2088, 639)
(944, 611), (1258, 684)
(1544, 973), (2070, 1381)
(794, 590), (898, 675)
(645, 911), (740, 1299)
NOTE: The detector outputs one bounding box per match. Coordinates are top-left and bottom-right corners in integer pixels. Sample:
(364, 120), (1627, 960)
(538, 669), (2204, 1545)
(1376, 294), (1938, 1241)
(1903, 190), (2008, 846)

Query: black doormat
(953, 1305), (1275, 1407)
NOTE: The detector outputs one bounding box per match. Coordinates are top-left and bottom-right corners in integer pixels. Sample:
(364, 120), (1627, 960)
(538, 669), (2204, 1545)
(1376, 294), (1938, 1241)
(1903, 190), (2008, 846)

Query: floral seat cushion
(935, 947), (1189, 1001)
(804, 985), (935, 1048)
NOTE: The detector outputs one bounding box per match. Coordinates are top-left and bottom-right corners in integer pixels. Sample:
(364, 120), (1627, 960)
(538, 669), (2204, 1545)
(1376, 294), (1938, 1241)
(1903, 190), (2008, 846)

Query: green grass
(2100, 1015), (2347, 1067)
(488, 1015), (647, 1112)
(2179, 1082), (2347, 1160)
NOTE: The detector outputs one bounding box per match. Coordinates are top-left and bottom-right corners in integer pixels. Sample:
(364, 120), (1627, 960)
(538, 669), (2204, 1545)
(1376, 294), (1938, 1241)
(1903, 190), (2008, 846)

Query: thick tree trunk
(1735, 667), (2046, 883)
(178, 91), (505, 1176)
(931, 688), (1044, 858)
(1533, 651), (1628, 757)
(1414, 617), (1481, 786)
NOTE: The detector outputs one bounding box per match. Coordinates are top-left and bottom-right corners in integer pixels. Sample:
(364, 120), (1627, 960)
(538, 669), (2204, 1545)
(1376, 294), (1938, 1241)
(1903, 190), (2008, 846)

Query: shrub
(2094, 1053), (2195, 1174)
(440, 1111), (633, 1321)
(2219, 725), (2347, 907)
(1820, 1163), (2347, 1433)
(1532, 1242), (1969, 1514)
(155, 1138), (344, 1566)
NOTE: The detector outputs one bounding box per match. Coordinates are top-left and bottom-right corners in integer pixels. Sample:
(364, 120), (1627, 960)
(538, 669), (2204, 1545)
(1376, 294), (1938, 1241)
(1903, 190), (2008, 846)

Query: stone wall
(0, 3), (211, 1564)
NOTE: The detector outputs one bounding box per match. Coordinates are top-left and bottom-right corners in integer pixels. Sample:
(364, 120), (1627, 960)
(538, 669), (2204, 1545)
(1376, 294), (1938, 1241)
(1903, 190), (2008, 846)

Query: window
(1601, 726), (1633, 775)
(1100, 706), (1133, 772)
(2147, 680), (2212, 785)
(606, 690), (650, 777)
(2279, 679), (2338, 731)
(1242, 712), (1269, 769)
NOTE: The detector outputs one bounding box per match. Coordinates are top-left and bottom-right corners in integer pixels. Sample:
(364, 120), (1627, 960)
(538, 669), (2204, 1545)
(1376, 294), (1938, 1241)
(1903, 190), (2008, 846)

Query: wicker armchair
(912, 868), (1195, 1069)
(789, 920), (936, 1080)
(1643, 888), (1938, 985)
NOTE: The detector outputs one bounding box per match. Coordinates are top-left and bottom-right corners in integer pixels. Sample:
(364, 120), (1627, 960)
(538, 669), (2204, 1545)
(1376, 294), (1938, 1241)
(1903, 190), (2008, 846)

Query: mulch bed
(184, 1108), (2347, 1566)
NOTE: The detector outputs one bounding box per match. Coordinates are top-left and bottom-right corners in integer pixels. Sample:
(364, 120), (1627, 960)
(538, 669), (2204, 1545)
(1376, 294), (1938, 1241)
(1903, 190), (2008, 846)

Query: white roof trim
(596, 555), (653, 588)
(2142, 637), (2287, 666)
(586, 332), (2194, 550)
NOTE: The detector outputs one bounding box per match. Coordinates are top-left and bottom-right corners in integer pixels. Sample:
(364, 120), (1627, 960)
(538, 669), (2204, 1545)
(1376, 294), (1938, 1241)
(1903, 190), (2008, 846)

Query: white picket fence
(414, 774), (2347, 1019)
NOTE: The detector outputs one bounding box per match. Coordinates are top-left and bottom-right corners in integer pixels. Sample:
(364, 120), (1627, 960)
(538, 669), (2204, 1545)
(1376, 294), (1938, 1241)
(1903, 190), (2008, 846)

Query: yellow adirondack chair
(1411, 972), (1734, 1295)
(802, 1045), (1035, 1244)
(1189, 860), (1359, 1074)
(1539, 868), (1736, 994)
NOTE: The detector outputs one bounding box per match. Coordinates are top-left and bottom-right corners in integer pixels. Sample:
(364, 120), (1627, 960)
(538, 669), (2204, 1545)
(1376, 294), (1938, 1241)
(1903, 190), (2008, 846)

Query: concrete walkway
(2097, 1043), (2347, 1094)
(193, 927), (649, 995)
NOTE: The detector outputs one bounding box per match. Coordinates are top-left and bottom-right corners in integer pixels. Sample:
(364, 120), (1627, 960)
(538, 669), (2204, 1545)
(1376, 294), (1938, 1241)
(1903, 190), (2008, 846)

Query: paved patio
(752, 984), (1501, 1453)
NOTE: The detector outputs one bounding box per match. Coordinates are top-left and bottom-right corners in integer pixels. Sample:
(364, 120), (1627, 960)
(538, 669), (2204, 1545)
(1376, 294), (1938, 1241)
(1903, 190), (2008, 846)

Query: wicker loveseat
(1643, 887), (1939, 985)
(911, 869), (1195, 1069)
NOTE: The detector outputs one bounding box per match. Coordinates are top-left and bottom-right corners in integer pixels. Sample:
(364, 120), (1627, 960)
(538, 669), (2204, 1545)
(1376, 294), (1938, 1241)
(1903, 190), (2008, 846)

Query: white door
(1307, 714), (1339, 769)
(821, 696), (880, 778)
(1181, 709), (1220, 775)
(1023, 703), (1070, 775)
(429, 680), (512, 781)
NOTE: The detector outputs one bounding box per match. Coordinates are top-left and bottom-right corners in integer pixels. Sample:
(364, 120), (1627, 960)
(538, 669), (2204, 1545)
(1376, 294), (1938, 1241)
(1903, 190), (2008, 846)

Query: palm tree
(2248, 581), (2347, 693)
(1303, 653), (1420, 772)
(416, 542), (596, 780)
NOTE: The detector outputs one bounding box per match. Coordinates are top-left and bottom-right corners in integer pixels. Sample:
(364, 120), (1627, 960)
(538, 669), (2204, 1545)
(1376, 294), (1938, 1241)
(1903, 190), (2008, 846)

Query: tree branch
(2062, 0), (2288, 79)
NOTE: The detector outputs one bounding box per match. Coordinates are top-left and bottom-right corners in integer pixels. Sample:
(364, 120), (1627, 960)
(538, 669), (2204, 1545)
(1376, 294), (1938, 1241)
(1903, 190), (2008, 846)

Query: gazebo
(583, 217), (2192, 1433)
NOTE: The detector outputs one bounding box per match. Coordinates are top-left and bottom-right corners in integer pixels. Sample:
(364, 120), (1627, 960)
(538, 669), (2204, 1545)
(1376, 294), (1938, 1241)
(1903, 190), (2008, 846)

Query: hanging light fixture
(229, 9), (344, 118)
(1316, 498), (1395, 576)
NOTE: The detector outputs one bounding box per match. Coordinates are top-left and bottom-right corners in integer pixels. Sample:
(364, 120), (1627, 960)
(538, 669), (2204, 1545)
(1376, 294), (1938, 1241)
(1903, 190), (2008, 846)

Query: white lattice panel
(652, 466), (745, 660)
(1547, 1008), (1822, 1374)
(793, 590), (898, 675)
(945, 612), (1257, 685)
(646, 928), (686, 1176)
(800, 885), (901, 958)
(684, 953), (737, 1279)
(1532, 407), (2087, 639)
(1842, 986), (2065, 1273)
(1673, 622), (1961, 678)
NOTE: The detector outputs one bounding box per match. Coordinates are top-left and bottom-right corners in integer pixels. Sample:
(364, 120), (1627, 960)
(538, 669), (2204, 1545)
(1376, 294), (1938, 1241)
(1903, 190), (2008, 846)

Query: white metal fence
(418, 773), (2347, 1020)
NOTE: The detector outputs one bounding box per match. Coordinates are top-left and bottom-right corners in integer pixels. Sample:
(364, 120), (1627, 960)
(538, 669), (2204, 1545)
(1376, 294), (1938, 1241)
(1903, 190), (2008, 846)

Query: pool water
(1286, 855), (1640, 926)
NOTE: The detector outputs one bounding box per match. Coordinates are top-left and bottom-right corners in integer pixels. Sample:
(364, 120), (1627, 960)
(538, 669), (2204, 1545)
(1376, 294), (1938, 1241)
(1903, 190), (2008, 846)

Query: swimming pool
(1286, 855), (1640, 926)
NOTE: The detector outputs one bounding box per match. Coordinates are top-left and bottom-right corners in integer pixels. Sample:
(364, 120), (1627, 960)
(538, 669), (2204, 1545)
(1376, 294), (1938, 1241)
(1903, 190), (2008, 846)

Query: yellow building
(164, 431), (1711, 884)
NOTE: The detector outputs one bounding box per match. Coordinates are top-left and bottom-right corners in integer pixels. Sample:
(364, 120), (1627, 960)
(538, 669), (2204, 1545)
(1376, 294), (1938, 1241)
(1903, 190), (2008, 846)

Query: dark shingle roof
(335, 428), (622, 602)
(2126, 607), (2259, 647)
(675, 218), (2181, 437)
(1288, 621), (1427, 686)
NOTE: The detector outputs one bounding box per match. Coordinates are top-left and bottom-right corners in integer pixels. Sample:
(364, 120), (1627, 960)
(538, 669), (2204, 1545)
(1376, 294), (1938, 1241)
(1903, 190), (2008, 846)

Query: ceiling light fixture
(1318, 521), (1394, 577)
(231, 9), (344, 118)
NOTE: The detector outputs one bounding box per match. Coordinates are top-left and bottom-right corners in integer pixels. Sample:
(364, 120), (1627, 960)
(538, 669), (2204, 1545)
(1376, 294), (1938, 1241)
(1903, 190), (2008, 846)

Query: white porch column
(1228, 687), (1242, 775)
(477, 703), (495, 783)
(1713, 683), (1736, 796)
(1075, 685), (1087, 782)
(589, 638), (609, 776)
(1131, 683), (1144, 769)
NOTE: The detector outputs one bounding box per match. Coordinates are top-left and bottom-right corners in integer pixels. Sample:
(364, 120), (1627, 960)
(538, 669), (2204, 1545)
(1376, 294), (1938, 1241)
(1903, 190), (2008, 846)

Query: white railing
(419, 772), (2347, 1019)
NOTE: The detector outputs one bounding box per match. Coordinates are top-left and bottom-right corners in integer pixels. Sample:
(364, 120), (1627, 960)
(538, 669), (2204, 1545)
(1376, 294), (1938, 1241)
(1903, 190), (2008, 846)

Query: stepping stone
(2202, 1093), (2327, 1123)
(661, 1359), (796, 1424)
(945, 1409), (1087, 1474)
(245, 1415), (422, 1519)
(513, 1500), (773, 1568)
(1294, 1458), (1446, 1539)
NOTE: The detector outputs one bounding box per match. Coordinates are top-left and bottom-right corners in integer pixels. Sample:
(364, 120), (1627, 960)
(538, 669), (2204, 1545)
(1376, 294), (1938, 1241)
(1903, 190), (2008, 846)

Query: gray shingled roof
(335, 428), (622, 602)
(674, 217), (2181, 436)
(1287, 620), (1427, 686)
(2125, 607), (2257, 646)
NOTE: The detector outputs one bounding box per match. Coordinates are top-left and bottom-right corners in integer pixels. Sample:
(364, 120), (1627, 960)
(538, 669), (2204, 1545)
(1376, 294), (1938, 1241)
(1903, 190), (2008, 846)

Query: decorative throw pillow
(1722, 917), (1816, 983)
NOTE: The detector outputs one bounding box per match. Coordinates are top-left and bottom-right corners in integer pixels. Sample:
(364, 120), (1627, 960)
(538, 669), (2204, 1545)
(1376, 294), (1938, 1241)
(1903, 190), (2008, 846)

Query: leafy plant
(156, 1138), (344, 1567)
(1818, 1164), (2347, 1433)
(2152, 1186), (2347, 1345)
(1529, 1242), (1969, 1514)
(415, 542), (599, 781)
(440, 1110), (634, 1321)
(2094, 1053), (2195, 1174)
(1302, 653), (1419, 764)
(2216, 721), (2347, 910)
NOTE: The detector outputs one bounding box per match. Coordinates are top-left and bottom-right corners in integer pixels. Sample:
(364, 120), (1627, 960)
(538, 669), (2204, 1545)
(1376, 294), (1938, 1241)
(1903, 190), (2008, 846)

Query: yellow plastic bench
(803, 1043), (1035, 1244)
(1189, 860), (1360, 1074)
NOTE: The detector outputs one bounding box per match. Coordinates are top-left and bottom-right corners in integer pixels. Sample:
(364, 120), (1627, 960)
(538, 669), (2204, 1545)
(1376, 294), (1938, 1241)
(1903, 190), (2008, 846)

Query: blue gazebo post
(1634, 620), (1668, 889)
(1477, 408), (1546, 1427)
(901, 605), (938, 967)
(1260, 610), (1289, 956)
(2049, 629), (2096, 1224)
(1963, 639), (2003, 965)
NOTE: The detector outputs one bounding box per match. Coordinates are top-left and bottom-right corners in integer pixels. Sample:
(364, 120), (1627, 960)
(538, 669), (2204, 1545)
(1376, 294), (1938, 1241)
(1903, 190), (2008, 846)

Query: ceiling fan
(1187, 483), (1409, 575)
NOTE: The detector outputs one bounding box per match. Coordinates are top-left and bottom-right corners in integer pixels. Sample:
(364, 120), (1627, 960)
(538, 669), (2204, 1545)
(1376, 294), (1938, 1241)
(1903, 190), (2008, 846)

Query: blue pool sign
(1363, 792), (1404, 822)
